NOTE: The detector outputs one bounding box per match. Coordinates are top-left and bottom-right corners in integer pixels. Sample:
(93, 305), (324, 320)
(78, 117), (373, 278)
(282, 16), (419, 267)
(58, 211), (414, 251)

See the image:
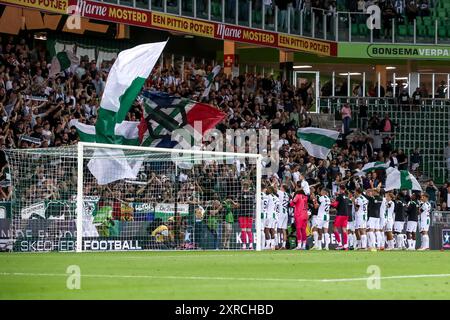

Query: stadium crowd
(0, 33), (449, 250)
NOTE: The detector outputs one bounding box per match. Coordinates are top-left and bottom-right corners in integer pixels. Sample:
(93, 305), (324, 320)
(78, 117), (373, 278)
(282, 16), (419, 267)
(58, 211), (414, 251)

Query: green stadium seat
(359, 24), (368, 35)
(351, 24), (359, 36)
(427, 26), (435, 37)
(418, 25), (427, 36)
(398, 25), (407, 36)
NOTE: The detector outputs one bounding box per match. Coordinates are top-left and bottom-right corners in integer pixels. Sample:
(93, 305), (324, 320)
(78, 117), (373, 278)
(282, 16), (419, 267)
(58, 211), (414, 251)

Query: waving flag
(70, 119), (140, 145)
(49, 51), (79, 78)
(385, 168), (422, 191)
(138, 91), (226, 148)
(88, 41), (166, 185)
(297, 127), (339, 159)
(95, 41), (167, 145)
(202, 65), (221, 98)
(356, 161), (390, 176)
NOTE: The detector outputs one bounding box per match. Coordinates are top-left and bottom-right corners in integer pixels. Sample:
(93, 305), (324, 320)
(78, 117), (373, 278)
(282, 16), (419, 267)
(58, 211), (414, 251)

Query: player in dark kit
(393, 194), (407, 250)
(331, 185), (351, 250)
(405, 193), (419, 250)
(365, 189), (382, 251)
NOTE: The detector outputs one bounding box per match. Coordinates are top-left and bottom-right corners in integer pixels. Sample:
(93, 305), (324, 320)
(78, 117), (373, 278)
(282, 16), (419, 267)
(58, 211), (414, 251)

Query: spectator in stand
(419, 0), (430, 17)
(381, 137), (393, 156)
(398, 88), (410, 110)
(410, 148), (422, 173)
(406, 0), (419, 22)
(412, 87), (422, 108)
(437, 80), (446, 98)
(340, 103), (352, 135)
(397, 149), (408, 170)
(380, 114), (394, 133)
(425, 179), (439, 208)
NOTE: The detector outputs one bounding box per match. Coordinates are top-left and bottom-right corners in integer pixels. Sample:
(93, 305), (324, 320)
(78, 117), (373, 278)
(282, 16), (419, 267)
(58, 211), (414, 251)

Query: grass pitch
(0, 250), (449, 300)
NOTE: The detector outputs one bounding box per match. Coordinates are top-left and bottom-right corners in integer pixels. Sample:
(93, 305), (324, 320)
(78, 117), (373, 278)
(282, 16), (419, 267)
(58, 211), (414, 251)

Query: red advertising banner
(215, 23), (277, 48)
(68, 0), (150, 27)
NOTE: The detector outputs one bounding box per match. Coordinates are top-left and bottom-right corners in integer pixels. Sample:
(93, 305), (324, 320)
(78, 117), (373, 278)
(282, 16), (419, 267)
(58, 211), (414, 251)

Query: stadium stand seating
(324, 97), (450, 184)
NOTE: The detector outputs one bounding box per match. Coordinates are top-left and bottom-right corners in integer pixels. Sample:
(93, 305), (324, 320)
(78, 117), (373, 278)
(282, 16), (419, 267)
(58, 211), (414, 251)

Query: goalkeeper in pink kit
(290, 188), (309, 250)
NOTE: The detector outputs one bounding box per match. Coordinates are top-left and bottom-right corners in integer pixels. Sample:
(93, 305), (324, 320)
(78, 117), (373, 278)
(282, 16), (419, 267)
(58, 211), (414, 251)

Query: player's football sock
(375, 231), (383, 248)
(356, 239), (361, 248)
(367, 231), (374, 248)
(324, 233), (330, 249)
(313, 231), (319, 247)
(302, 241), (307, 249)
(265, 239), (271, 249)
(388, 239), (395, 249)
(282, 241), (286, 248)
(343, 232), (348, 247)
(240, 231), (246, 244)
(334, 231), (341, 244)
(247, 231), (253, 245)
(407, 239), (413, 249)
(412, 240), (416, 249)
(396, 234), (403, 248)
(422, 235), (429, 249)
(271, 238), (276, 248)
(361, 235), (367, 249)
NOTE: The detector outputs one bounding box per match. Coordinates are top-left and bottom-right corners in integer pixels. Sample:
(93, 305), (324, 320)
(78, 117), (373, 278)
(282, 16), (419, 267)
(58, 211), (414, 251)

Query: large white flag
(385, 167), (422, 191)
(297, 127), (340, 159)
(89, 41), (167, 185)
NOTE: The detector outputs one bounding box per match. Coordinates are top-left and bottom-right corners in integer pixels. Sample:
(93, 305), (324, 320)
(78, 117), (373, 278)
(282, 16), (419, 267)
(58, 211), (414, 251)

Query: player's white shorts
(277, 213), (288, 230)
(355, 214), (367, 229)
(385, 219), (394, 232)
(379, 216), (386, 230)
(316, 214), (329, 229)
(406, 221), (418, 233)
(419, 217), (430, 232)
(394, 221), (405, 233)
(348, 221), (355, 232)
(264, 218), (277, 229)
(367, 217), (380, 230)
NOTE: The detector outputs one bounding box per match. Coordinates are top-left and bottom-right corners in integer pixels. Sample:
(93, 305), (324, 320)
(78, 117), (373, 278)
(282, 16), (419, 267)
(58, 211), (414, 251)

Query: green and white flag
(89, 41), (167, 185)
(96, 41), (167, 144)
(356, 161), (390, 176)
(70, 119), (140, 145)
(202, 65), (221, 98)
(385, 168), (422, 191)
(297, 127), (339, 160)
(49, 51), (79, 78)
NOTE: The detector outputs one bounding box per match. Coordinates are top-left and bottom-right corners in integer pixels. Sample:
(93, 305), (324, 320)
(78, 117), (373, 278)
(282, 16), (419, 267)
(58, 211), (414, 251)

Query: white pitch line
(1, 272), (450, 283)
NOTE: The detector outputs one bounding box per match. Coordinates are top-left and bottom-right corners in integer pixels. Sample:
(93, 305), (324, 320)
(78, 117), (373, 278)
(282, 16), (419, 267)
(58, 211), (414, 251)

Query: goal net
(3, 143), (262, 252)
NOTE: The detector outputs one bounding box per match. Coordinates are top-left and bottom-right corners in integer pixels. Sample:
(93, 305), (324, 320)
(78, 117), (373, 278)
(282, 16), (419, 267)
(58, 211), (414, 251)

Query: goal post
(4, 142), (262, 252)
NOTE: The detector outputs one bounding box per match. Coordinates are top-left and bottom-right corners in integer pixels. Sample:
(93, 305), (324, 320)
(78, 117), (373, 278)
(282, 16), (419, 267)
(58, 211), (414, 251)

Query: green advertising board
(338, 43), (450, 60)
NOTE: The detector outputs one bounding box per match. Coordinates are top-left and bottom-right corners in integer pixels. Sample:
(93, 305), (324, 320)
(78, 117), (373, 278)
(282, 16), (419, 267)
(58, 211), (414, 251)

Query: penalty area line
(1, 272), (450, 283)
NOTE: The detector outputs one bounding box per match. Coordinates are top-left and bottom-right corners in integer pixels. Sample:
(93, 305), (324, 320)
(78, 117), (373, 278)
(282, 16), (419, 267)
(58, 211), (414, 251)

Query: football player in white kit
(418, 193), (432, 250)
(264, 186), (279, 250)
(347, 191), (357, 250)
(354, 188), (368, 250)
(378, 189), (387, 250)
(384, 192), (396, 250)
(260, 184), (269, 250)
(276, 184), (290, 250)
(313, 189), (331, 250)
